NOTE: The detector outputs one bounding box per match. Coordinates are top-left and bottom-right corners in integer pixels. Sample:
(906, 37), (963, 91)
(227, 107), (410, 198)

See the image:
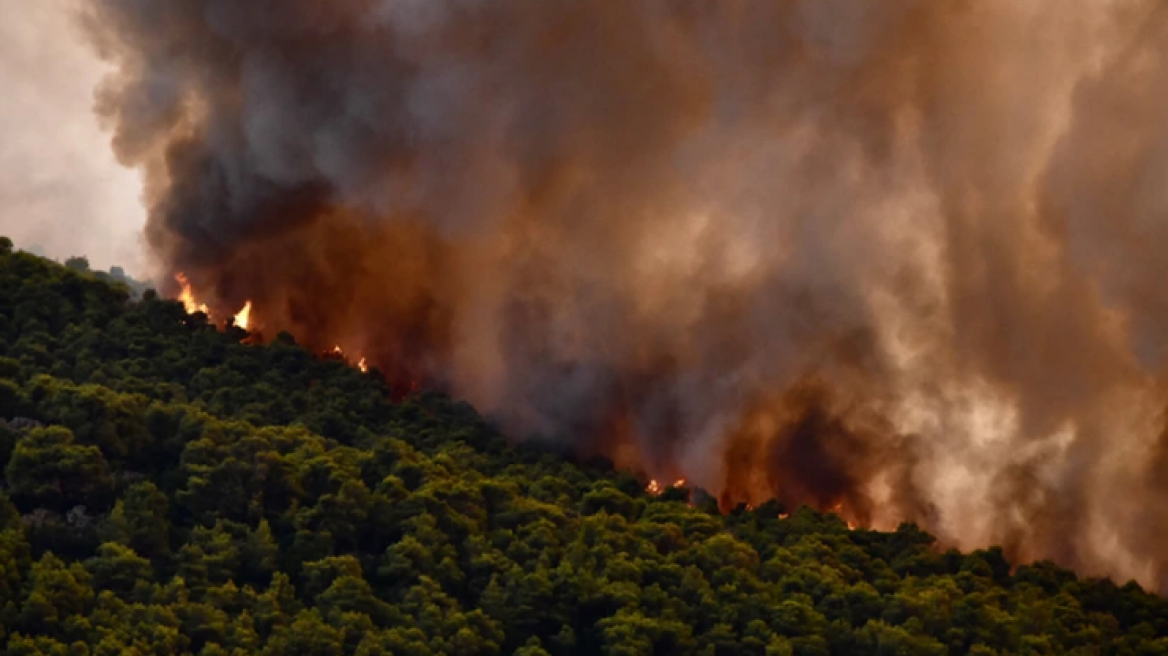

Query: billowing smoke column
(85, 0), (1168, 587)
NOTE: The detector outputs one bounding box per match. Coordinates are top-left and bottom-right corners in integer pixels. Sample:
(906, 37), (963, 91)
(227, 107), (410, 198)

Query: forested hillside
(0, 235), (1166, 656)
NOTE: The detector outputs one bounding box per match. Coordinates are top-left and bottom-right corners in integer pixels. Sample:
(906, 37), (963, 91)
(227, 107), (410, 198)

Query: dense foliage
(0, 235), (1167, 656)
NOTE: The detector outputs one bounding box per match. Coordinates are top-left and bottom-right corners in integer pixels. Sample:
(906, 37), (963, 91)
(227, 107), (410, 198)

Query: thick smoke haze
(0, 0), (145, 273)
(85, 0), (1168, 588)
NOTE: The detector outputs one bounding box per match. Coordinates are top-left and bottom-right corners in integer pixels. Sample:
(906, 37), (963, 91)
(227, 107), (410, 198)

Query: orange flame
(645, 478), (687, 497)
(829, 502), (857, 530)
(328, 345), (368, 373)
(175, 273), (208, 315)
(233, 301), (252, 330)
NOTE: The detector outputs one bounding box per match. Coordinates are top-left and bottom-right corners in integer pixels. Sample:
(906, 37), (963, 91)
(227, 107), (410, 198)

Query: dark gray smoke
(84, 0), (1168, 588)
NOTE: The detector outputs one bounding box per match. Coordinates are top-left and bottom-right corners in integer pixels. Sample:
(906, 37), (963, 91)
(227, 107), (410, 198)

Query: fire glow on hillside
(176, 273), (252, 331)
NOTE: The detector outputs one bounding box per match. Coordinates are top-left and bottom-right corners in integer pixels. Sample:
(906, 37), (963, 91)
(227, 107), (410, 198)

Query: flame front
(175, 273), (208, 315)
(233, 302), (252, 330)
(174, 273), (252, 333)
(830, 503), (857, 530)
(328, 346), (370, 374)
(646, 478), (687, 497)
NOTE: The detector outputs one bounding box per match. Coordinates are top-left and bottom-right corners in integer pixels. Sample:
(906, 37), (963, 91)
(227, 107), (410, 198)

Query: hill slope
(0, 236), (1166, 656)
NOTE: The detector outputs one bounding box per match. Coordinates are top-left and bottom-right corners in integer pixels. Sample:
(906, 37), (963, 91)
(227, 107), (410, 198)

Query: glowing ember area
(174, 273), (207, 315)
(233, 302), (252, 330)
(173, 273), (252, 331)
(645, 479), (687, 496)
(830, 503), (858, 531)
(325, 345), (370, 374)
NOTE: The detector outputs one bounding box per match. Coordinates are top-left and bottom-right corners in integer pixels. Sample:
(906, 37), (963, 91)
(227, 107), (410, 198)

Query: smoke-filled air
(82, 0), (1168, 588)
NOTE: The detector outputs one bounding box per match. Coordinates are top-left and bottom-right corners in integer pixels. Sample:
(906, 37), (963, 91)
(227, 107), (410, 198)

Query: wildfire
(328, 345), (371, 374)
(645, 478), (688, 496)
(168, 276), (378, 376)
(175, 273), (208, 315)
(829, 503), (857, 530)
(174, 273), (253, 333)
(233, 301), (252, 330)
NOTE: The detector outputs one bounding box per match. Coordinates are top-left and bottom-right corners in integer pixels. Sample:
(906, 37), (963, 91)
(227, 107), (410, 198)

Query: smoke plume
(84, 0), (1168, 587)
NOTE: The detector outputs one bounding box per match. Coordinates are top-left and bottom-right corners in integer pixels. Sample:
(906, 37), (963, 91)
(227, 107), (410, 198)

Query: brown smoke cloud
(83, 0), (1168, 588)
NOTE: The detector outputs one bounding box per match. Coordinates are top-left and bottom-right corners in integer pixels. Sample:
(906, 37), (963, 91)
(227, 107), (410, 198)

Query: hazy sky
(0, 0), (146, 274)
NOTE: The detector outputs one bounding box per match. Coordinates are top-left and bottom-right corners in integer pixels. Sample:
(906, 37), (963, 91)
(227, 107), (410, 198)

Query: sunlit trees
(6, 427), (113, 512)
